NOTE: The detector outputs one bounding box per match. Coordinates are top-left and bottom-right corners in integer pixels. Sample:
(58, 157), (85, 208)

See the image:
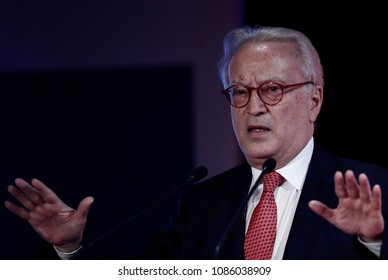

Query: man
(5, 25), (388, 259)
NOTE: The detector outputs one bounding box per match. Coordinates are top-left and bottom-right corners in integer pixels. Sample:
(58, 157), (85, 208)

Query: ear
(310, 85), (323, 123)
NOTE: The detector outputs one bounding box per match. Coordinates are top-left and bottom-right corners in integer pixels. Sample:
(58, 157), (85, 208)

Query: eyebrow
(230, 79), (284, 87)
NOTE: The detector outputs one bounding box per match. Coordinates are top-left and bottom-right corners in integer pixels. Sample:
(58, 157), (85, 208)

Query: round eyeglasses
(221, 81), (315, 108)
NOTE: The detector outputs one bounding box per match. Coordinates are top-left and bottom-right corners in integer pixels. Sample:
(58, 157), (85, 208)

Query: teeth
(249, 128), (265, 132)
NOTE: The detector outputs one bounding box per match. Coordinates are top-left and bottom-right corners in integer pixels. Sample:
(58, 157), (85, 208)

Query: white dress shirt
(246, 137), (381, 259)
(56, 137), (381, 259)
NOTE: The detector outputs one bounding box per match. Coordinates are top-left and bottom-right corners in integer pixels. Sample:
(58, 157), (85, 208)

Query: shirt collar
(251, 137), (314, 191)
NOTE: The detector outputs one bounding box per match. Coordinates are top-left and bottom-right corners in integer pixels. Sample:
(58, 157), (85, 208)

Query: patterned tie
(244, 171), (285, 260)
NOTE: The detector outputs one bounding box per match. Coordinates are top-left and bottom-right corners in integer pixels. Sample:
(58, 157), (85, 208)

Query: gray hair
(217, 25), (324, 88)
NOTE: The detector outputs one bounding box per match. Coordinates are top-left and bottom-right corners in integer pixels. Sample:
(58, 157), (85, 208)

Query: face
(228, 41), (323, 169)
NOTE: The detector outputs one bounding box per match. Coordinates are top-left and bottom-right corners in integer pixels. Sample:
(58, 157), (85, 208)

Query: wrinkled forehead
(228, 41), (303, 82)
(234, 41), (301, 61)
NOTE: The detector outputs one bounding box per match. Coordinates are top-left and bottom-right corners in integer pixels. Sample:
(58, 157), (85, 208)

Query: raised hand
(5, 178), (94, 252)
(309, 170), (384, 242)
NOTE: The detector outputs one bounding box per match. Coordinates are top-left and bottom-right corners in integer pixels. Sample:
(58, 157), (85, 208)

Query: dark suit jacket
(55, 140), (388, 260)
(136, 140), (388, 260)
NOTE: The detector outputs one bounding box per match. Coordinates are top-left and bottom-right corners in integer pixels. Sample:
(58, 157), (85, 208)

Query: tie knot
(262, 171), (285, 193)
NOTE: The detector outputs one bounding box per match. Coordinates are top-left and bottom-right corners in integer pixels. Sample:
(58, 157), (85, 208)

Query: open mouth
(247, 125), (269, 132)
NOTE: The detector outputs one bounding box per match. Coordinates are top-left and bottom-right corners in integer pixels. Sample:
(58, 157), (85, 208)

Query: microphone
(79, 166), (208, 254)
(213, 158), (276, 259)
(187, 166), (208, 182)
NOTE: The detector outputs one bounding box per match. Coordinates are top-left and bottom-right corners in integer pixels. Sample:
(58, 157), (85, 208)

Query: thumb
(308, 200), (333, 219)
(76, 196), (94, 219)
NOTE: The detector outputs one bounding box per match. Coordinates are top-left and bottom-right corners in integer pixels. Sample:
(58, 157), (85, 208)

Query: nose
(246, 90), (267, 115)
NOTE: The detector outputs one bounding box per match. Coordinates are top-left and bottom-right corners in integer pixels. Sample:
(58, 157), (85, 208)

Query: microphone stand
(213, 158), (276, 259)
(78, 166), (208, 255)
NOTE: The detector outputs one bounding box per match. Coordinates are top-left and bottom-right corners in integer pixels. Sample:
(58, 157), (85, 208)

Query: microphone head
(262, 158), (276, 173)
(189, 166), (208, 182)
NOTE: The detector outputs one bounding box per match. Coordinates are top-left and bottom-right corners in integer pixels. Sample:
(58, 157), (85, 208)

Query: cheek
(285, 96), (310, 122)
(231, 110), (244, 131)
(231, 110), (239, 125)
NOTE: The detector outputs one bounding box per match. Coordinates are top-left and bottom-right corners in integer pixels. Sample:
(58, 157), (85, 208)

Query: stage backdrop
(0, 65), (194, 259)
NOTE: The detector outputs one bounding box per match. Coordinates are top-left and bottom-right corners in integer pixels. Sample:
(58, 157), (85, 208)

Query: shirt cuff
(358, 237), (382, 258)
(53, 245), (83, 260)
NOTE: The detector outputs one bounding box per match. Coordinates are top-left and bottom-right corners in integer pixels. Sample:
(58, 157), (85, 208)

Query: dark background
(1, 1), (387, 259)
(244, 2), (388, 167)
(0, 66), (193, 259)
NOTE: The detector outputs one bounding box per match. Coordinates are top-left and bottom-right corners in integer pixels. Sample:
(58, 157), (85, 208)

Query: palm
(329, 192), (383, 237)
(309, 170), (384, 241)
(5, 178), (93, 250)
(27, 198), (82, 246)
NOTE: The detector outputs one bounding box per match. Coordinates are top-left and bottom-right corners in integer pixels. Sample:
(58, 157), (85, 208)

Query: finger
(334, 171), (347, 198)
(30, 178), (63, 205)
(14, 178), (44, 206)
(343, 170), (360, 199)
(4, 200), (30, 220)
(7, 184), (37, 211)
(357, 173), (372, 203)
(308, 200), (334, 220)
(371, 184), (382, 211)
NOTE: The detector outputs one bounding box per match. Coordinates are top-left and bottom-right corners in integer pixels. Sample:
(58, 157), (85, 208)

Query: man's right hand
(4, 178), (94, 253)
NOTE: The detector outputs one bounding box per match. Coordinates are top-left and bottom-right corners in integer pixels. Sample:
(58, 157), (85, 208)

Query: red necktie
(244, 171), (285, 260)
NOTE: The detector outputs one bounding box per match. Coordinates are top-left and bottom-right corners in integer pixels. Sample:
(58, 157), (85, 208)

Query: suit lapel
(283, 143), (339, 259)
(215, 164), (252, 259)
